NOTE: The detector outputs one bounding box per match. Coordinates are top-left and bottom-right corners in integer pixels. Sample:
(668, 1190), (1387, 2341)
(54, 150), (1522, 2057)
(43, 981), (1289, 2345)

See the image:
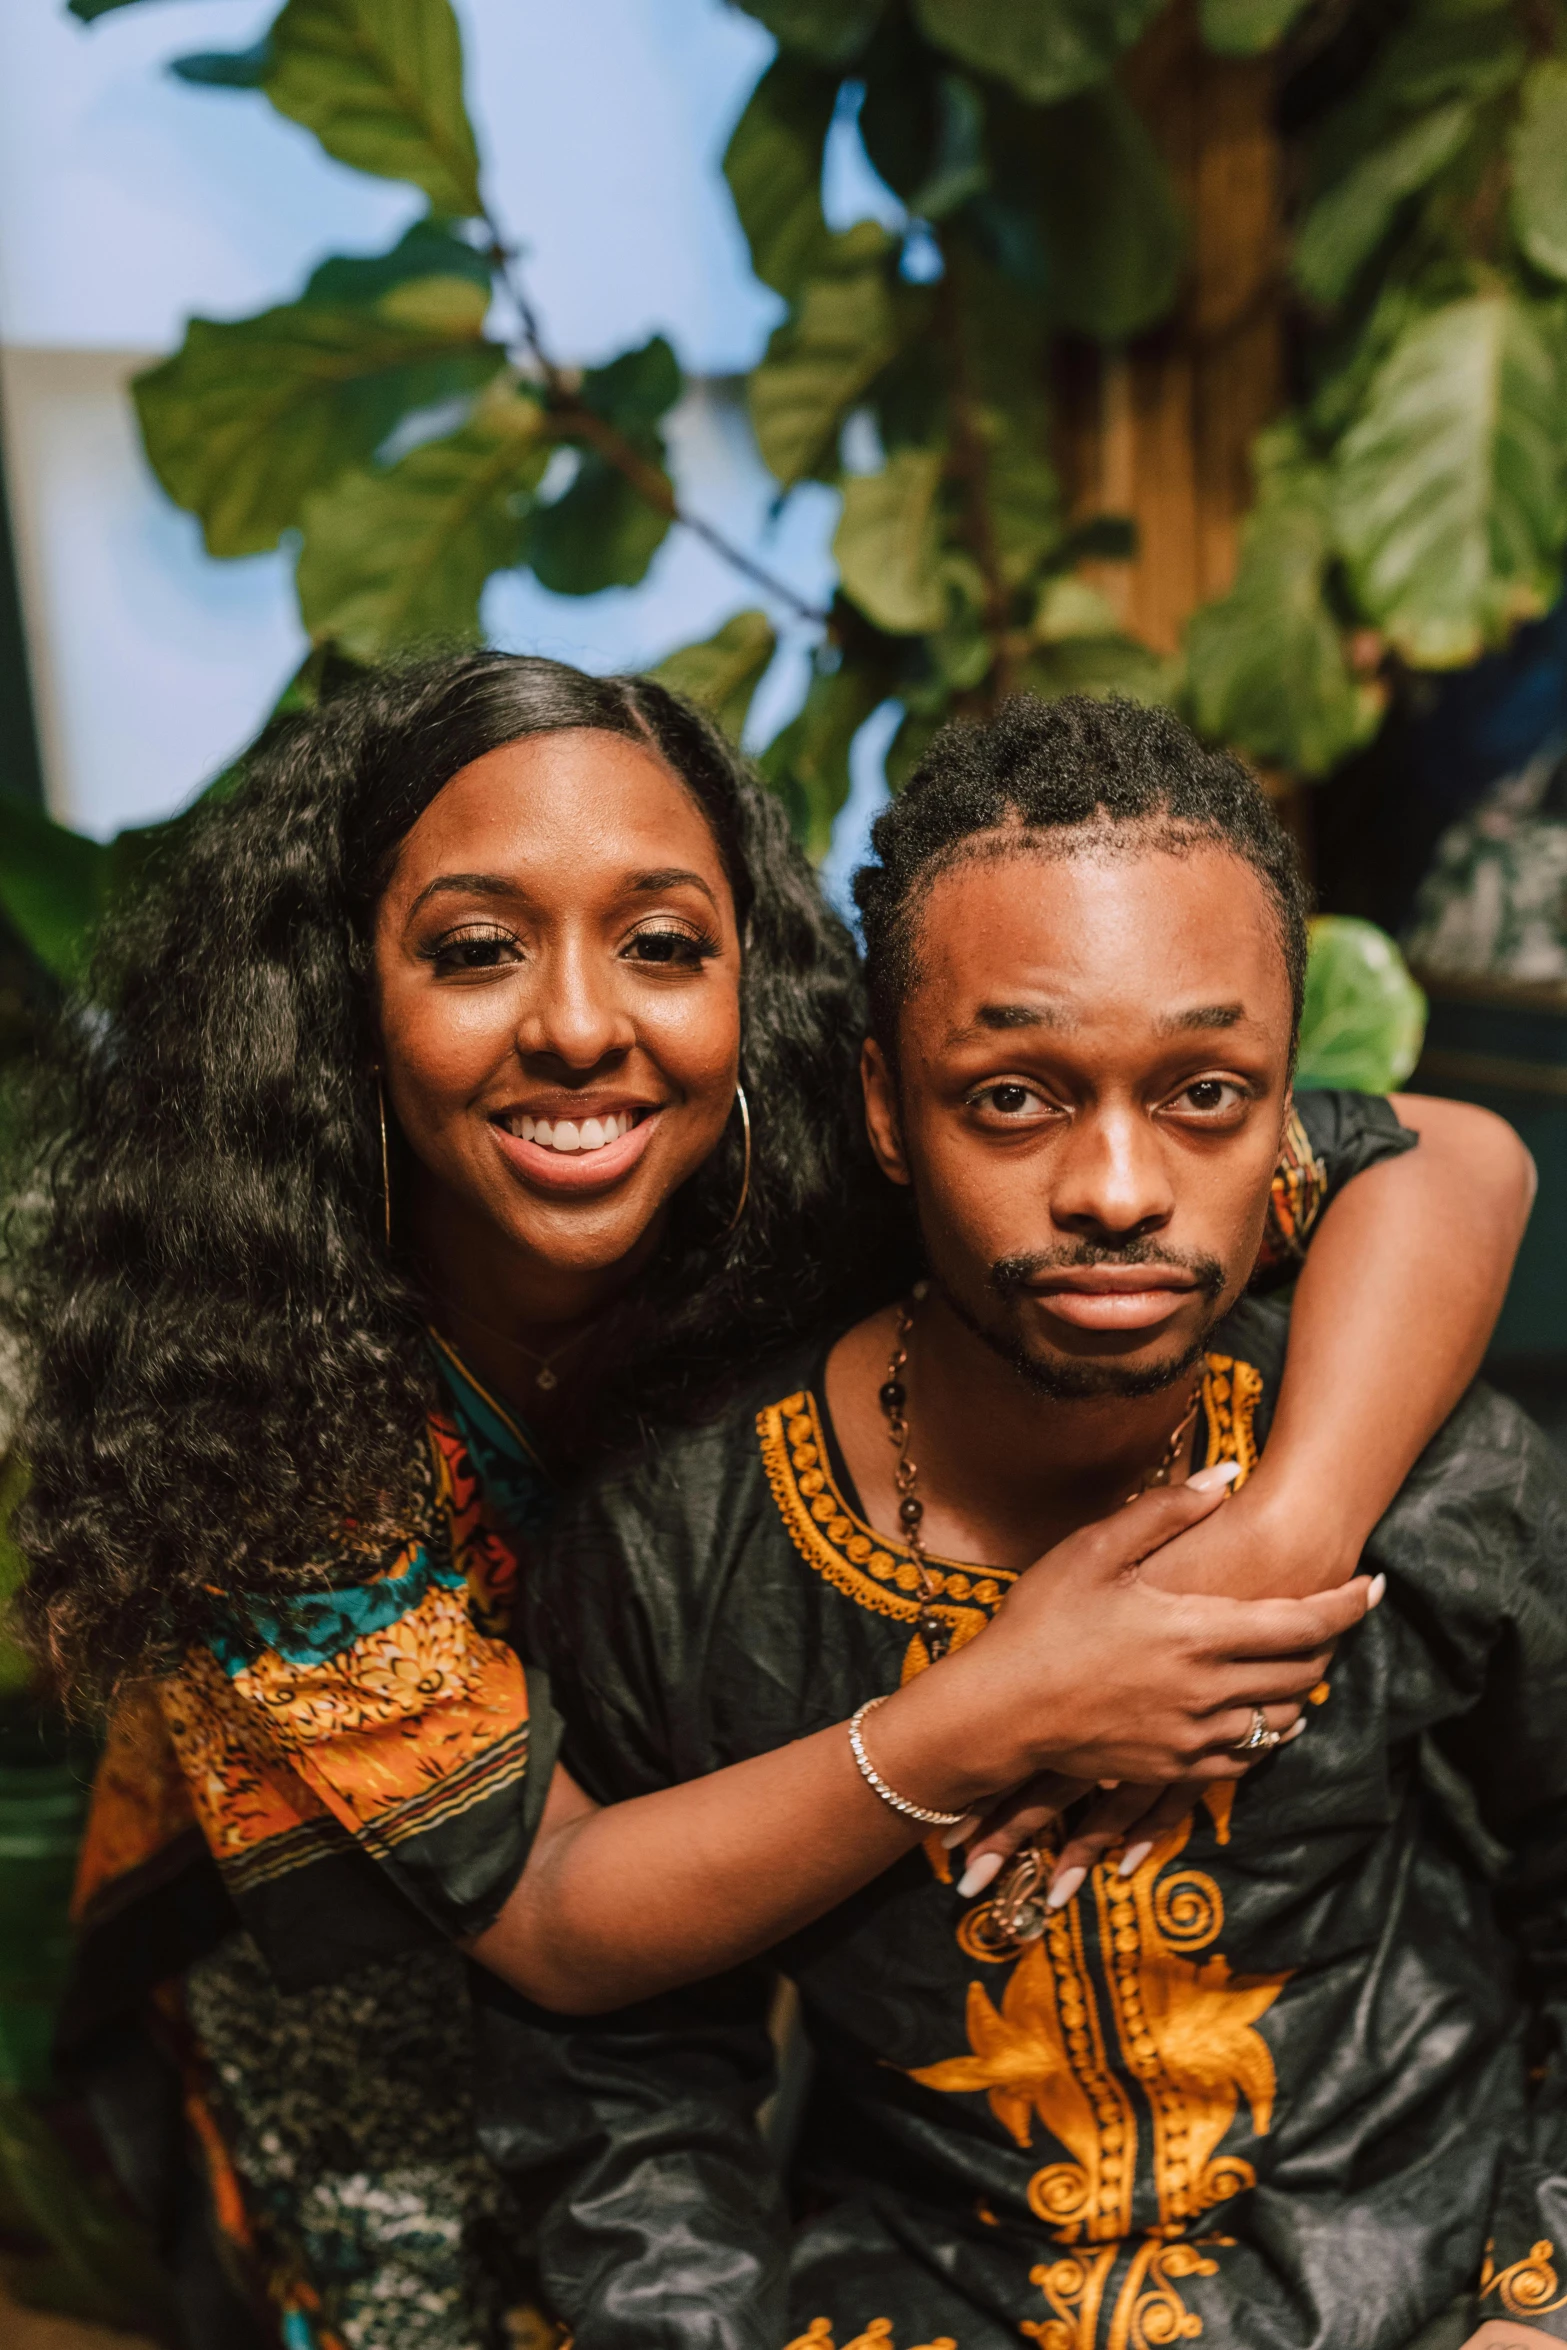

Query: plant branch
(483, 228), (831, 629)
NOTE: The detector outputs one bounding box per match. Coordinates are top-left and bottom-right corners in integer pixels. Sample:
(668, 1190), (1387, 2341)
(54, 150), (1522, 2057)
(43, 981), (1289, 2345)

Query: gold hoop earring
(722, 1084), (751, 1242)
(376, 1072), (392, 1250)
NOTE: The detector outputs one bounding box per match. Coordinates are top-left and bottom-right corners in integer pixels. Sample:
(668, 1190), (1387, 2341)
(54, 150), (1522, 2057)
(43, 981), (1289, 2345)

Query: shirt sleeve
(158, 1423), (555, 1985)
(1416, 1396), (1567, 2334)
(485, 1455), (795, 2349)
(1252, 1088), (1417, 1283)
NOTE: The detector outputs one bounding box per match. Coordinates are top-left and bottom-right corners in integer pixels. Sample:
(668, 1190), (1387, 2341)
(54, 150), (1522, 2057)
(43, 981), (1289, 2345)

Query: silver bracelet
(848, 1696), (965, 1828)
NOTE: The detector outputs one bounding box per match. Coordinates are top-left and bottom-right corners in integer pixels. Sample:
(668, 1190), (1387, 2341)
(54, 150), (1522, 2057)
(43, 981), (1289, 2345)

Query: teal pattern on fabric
(207, 1540), (466, 1677)
(430, 1331), (557, 1544)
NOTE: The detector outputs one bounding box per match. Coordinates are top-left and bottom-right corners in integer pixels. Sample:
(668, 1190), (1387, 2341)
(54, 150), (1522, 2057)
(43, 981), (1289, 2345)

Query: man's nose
(516, 934), (636, 1070)
(1050, 1106), (1175, 1241)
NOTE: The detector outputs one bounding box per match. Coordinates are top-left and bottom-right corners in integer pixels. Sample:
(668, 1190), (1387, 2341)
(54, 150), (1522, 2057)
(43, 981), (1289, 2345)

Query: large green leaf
(913, 0), (1168, 106)
(760, 659), (886, 858)
(525, 454), (673, 597)
(1294, 101), (1477, 308)
(264, 0), (483, 217)
(729, 0), (885, 66)
(1294, 916), (1426, 1093)
(834, 449), (948, 635)
(1511, 59), (1567, 285)
(296, 383), (548, 657)
(578, 335), (683, 433)
(1333, 291), (1566, 667)
(134, 255), (501, 557)
(1020, 583), (1172, 704)
(983, 84), (1185, 341)
(651, 612), (778, 743)
(723, 58), (837, 302)
(748, 226), (904, 487)
(1200, 0), (1311, 54)
(171, 36), (275, 87)
(1185, 427), (1384, 777)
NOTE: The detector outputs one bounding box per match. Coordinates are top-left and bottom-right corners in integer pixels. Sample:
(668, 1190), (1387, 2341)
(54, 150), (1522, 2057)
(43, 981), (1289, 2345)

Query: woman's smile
(489, 1104), (663, 1193)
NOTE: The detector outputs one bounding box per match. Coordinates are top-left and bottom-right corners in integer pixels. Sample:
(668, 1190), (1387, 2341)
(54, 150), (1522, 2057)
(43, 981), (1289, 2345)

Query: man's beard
(939, 1239), (1230, 1402)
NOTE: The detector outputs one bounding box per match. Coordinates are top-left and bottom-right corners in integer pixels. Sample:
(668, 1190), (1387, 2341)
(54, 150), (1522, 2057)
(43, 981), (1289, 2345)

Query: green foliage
(723, 58), (837, 301)
(912, 0), (1168, 107)
(61, 0), (1567, 954)
(264, 0), (483, 218)
(1294, 917), (1428, 1094)
(1510, 59), (1567, 284)
(1334, 290), (1564, 666)
(651, 611), (777, 744)
(1185, 427), (1384, 776)
(1199, 0), (1312, 56)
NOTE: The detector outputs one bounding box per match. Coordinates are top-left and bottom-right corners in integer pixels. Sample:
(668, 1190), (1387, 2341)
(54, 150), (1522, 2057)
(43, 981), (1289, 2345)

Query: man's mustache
(989, 1240), (1227, 1305)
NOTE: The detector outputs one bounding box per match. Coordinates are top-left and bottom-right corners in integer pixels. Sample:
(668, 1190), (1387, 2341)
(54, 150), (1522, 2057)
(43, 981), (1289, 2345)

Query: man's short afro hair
(851, 694), (1311, 1050)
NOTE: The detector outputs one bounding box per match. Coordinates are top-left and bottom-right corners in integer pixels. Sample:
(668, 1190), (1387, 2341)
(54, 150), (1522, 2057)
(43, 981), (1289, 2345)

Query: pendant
(536, 1366), (558, 1392)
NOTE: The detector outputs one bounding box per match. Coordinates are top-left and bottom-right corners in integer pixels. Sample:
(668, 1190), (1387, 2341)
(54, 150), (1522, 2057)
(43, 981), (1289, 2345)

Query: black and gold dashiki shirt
(482, 1138), (1567, 2350)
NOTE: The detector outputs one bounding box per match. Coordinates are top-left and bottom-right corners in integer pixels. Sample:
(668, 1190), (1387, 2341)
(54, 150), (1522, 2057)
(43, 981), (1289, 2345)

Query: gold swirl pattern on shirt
(1106, 2239), (1219, 2350)
(781, 2326), (956, 2350)
(1023, 2247), (1120, 2348)
(1479, 2236), (1567, 2318)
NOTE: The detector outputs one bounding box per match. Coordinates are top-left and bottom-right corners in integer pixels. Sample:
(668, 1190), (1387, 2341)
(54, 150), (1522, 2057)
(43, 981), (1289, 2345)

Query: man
(486, 698), (1567, 2350)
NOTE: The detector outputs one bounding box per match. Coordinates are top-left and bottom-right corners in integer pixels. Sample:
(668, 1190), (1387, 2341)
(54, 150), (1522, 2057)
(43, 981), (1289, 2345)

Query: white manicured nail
(1367, 1573), (1386, 1608)
(1046, 1864), (1087, 1911)
(1186, 1459), (1242, 1492)
(941, 1813), (980, 1850)
(1283, 1717), (1307, 1742)
(956, 1851), (1003, 1899)
(1118, 1840), (1154, 1878)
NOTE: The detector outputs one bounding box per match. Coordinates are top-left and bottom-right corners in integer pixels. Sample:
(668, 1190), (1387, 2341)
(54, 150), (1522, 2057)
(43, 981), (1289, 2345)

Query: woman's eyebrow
(626, 867), (720, 910)
(407, 872), (516, 917)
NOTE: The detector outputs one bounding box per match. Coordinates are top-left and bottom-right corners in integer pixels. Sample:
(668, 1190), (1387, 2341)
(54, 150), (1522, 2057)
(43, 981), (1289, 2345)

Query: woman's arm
(467, 1476), (1374, 2011)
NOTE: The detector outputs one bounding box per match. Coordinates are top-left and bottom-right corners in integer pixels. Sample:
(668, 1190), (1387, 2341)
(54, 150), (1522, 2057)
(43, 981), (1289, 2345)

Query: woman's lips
(489, 1108), (661, 1194)
(1031, 1278), (1197, 1332)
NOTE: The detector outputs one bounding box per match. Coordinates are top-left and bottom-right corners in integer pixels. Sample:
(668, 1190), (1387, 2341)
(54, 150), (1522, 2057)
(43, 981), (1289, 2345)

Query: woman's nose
(517, 937), (636, 1069)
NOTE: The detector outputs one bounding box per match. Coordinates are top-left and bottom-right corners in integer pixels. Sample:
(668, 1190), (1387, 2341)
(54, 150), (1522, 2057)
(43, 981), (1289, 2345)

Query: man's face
(862, 834), (1294, 1399)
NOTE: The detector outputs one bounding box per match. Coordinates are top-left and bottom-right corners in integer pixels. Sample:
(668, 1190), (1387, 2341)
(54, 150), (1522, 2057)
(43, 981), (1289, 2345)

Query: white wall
(0, 0), (891, 865)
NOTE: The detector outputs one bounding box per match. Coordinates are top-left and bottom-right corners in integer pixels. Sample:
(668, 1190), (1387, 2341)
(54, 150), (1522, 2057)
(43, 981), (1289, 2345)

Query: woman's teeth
(508, 1111), (638, 1154)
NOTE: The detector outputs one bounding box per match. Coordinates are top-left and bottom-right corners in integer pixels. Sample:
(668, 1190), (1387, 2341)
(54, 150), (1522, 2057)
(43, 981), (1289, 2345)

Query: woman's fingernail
(1117, 1840), (1154, 1878)
(1046, 1864), (1087, 1912)
(941, 1813), (980, 1850)
(1282, 1718), (1307, 1742)
(1186, 1459), (1243, 1492)
(957, 1851), (1003, 1899)
(1367, 1573), (1386, 1608)
(1098, 1779), (1120, 1791)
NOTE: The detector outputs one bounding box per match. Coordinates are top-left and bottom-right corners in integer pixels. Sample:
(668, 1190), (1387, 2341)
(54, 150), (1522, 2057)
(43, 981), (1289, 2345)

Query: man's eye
(624, 926), (717, 967)
(973, 1082), (1048, 1118)
(1172, 1079), (1244, 1114)
(428, 926), (520, 972)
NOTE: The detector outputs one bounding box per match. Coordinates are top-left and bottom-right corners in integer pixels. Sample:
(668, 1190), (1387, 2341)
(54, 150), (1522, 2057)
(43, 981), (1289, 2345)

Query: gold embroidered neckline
(756, 1352), (1265, 1644)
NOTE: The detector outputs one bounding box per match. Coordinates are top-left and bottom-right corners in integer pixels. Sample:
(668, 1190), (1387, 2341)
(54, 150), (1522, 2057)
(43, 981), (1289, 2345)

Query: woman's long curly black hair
(13, 653), (900, 1704)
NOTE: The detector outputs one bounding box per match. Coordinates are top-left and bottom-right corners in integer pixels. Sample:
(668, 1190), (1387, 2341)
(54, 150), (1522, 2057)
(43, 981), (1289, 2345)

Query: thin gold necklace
(435, 1293), (597, 1393)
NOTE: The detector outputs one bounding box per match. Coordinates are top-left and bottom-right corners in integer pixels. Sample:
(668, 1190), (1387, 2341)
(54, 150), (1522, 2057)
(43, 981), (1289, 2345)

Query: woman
(13, 656), (1529, 2350)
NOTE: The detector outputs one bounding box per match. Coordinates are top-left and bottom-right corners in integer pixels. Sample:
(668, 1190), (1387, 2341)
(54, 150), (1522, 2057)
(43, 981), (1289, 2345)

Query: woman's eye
(624, 925), (717, 967)
(972, 1082), (1050, 1119)
(1171, 1078), (1245, 1115)
(427, 926), (520, 973)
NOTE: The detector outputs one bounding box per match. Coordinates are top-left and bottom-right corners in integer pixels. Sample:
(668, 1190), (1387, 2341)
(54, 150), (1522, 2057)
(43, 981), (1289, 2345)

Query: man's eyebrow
(1157, 1002), (1247, 1033)
(971, 1001), (1069, 1031)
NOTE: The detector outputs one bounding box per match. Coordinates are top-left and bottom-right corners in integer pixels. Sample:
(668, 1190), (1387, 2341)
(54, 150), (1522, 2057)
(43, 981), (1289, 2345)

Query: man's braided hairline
(851, 694), (1312, 1053)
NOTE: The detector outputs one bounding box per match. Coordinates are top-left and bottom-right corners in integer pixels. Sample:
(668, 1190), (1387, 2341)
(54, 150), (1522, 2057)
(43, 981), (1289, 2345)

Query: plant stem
(484, 230), (830, 630)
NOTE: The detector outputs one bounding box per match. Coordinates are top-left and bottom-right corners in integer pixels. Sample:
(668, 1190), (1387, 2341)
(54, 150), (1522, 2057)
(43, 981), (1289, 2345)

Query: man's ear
(861, 1037), (911, 1187)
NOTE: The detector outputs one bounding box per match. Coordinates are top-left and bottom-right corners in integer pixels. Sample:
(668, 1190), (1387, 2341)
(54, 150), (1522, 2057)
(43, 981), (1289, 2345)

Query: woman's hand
(1461, 2326), (1560, 2347)
(866, 1467), (1378, 1819)
(944, 1470), (1364, 1899)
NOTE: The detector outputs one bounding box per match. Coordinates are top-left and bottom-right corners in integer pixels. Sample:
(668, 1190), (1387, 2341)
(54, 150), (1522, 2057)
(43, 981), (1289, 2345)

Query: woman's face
(373, 728), (742, 1300)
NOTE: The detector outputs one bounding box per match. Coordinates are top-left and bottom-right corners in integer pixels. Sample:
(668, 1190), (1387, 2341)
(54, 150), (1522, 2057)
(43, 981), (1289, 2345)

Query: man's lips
(1029, 1270), (1199, 1332)
(488, 1107), (662, 1194)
